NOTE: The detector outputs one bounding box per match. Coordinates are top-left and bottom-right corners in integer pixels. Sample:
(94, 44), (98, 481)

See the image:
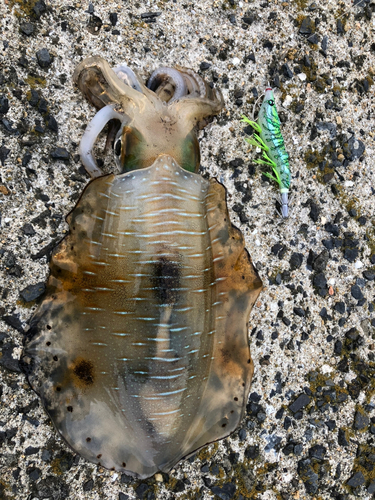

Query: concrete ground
(0, 0), (375, 498)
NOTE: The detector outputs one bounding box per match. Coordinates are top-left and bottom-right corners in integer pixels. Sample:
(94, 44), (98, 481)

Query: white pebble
(283, 95), (293, 107)
(328, 278), (335, 285)
(358, 392), (366, 404)
(344, 181), (354, 187)
(298, 73), (307, 81)
(255, 239), (260, 246)
(321, 364), (333, 374)
(345, 370), (356, 383)
(232, 57), (241, 66)
(282, 472), (294, 483)
(354, 260), (363, 269)
(266, 404), (276, 415)
(321, 216), (327, 224)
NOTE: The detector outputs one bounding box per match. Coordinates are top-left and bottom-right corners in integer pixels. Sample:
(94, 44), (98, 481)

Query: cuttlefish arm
(112, 64), (144, 93)
(147, 65), (224, 129)
(79, 104), (125, 178)
(73, 56), (153, 110)
(147, 67), (187, 103)
(173, 94), (224, 131)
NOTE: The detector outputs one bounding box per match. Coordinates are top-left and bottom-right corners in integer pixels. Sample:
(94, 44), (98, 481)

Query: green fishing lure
(242, 87), (290, 217)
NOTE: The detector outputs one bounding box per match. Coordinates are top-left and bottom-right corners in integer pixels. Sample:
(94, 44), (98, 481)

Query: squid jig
(242, 87), (291, 217)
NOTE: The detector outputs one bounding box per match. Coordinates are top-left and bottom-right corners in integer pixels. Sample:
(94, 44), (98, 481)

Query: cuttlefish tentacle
(73, 56), (152, 111)
(176, 66), (210, 98)
(79, 104), (125, 178)
(112, 64), (144, 93)
(147, 67), (187, 103)
(146, 66), (220, 104)
(102, 64), (143, 156)
(176, 65), (221, 103)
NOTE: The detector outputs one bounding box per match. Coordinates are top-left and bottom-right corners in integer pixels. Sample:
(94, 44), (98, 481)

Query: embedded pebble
(20, 22), (35, 36)
(354, 410), (369, 431)
(20, 282), (46, 302)
(283, 95), (293, 107)
(347, 471), (365, 487)
(36, 48), (53, 68)
(50, 147), (70, 161)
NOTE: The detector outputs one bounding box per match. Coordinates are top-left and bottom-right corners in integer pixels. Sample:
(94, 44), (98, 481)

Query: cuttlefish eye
(115, 139), (121, 157)
(267, 99), (275, 106)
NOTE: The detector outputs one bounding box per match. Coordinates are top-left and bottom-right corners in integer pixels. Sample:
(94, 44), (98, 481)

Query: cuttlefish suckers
(21, 56), (263, 479)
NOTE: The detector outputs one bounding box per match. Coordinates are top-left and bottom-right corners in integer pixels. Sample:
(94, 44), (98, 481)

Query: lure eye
(267, 99), (275, 106)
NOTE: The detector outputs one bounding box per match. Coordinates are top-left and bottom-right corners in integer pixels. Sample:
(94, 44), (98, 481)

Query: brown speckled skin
(22, 58), (263, 479)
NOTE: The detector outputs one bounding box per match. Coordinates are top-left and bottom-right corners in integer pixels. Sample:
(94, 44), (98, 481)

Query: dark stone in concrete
(347, 471), (365, 487)
(20, 282), (45, 302)
(50, 147), (70, 161)
(297, 459), (318, 494)
(210, 483), (236, 500)
(36, 48), (53, 68)
(338, 428), (349, 446)
(309, 444), (326, 460)
(290, 394), (311, 413)
(20, 22), (35, 35)
(289, 252), (303, 270)
(353, 410), (369, 430)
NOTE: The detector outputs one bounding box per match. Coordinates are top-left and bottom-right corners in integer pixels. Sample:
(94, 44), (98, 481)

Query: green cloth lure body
(242, 87), (290, 217)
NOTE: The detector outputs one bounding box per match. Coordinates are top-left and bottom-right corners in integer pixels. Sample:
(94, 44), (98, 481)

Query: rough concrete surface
(0, 0), (375, 499)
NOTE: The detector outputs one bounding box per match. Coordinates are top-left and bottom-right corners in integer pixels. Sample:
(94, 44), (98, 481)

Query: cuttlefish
(21, 56), (263, 479)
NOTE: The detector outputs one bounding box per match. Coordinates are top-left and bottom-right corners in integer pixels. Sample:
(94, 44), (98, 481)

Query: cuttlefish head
(74, 56), (224, 177)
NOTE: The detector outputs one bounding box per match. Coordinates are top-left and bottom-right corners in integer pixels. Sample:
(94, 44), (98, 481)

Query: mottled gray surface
(0, 0), (375, 499)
